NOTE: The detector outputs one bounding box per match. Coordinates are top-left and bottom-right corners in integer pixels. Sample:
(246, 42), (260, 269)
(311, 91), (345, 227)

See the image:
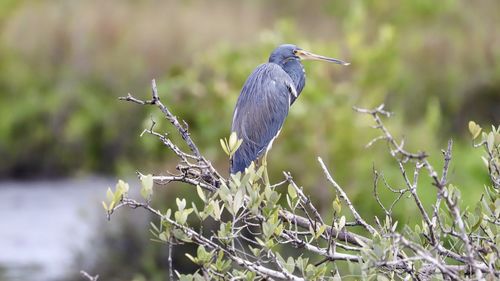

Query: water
(0, 177), (126, 281)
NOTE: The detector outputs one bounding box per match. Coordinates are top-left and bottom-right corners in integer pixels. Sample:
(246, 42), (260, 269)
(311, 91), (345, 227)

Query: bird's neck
(281, 59), (306, 100)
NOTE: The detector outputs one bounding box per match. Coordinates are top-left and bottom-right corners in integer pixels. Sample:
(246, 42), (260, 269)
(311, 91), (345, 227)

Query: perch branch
(318, 157), (377, 235)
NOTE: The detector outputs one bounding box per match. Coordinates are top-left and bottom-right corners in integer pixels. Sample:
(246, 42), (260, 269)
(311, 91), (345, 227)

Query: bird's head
(269, 44), (350, 66)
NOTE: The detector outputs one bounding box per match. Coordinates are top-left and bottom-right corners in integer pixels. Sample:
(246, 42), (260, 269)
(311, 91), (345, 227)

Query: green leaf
(481, 156), (489, 168)
(265, 239), (275, 249)
(114, 191), (123, 203)
(295, 256), (308, 273)
(197, 245), (211, 264)
(249, 245), (261, 257)
(339, 216), (346, 230)
(313, 263), (327, 279)
(262, 221), (273, 239)
(185, 253), (197, 264)
(116, 179), (129, 194)
(316, 225), (326, 239)
(229, 131), (238, 150)
(178, 274), (194, 281)
(255, 237), (266, 247)
(305, 264), (316, 279)
(213, 201), (222, 220)
(102, 201), (108, 211)
(471, 216), (483, 233)
(275, 252), (285, 266)
(173, 229), (191, 242)
(285, 256), (295, 273)
(175, 208), (193, 225)
(192, 202), (202, 219)
(232, 188), (244, 214)
(468, 121), (482, 140)
(235, 139), (243, 152)
(230, 174), (241, 190)
(159, 231), (169, 241)
(286, 195), (292, 209)
(392, 221), (399, 232)
(218, 222), (231, 242)
(196, 185), (206, 202)
(240, 172), (252, 188)
(274, 223), (283, 236)
(245, 271), (256, 281)
(165, 208), (172, 219)
(487, 132), (495, 152)
(354, 236), (368, 248)
(176, 198), (186, 211)
(214, 250), (231, 272)
(150, 222), (159, 233)
(141, 174), (153, 190)
(174, 211), (183, 224)
(106, 187), (114, 202)
(140, 174), (154, 200)
(377, 274), (390, 281)
(255, 165), (265, 178)
(217, 182), (231, 202)
(220, 138), (229, 156)
(288, 184), (297, 199)
(140, 187), (149, 200)
(228, 132), (243, 157)
(332, 196), (342, 214)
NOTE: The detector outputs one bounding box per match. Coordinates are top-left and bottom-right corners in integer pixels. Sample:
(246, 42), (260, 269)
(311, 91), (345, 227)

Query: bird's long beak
(296, 49), (350, 66)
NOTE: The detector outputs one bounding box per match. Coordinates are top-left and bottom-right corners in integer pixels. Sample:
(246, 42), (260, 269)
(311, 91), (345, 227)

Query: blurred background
(0, 0), (499, 280)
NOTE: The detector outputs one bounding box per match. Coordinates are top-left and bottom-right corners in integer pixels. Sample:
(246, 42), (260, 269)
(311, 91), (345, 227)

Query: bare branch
(318, 157), (377, 235)
(80, 271), (99, 281)
(137, 172), (217, 192)
(119, 79), (223, 186)
(280, 230), (361, 262)
(396, 235), (460, 280)
(398, 161), (436, 244)
(353, 104), (427, 160)
(284, 172), (324, 225)
(279, 210), (369, 246)
(168, 237), (174, 281)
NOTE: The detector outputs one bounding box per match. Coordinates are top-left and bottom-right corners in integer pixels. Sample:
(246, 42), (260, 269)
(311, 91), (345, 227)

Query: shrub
(92, 81), (499, 280)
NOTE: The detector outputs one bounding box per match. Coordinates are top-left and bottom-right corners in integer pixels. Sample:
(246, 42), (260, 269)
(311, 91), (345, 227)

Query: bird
(230, 44), (349, 175)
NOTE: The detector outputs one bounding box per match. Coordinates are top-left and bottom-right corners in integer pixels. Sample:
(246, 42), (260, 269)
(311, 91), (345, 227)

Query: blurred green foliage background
(0, 0), (499, 279)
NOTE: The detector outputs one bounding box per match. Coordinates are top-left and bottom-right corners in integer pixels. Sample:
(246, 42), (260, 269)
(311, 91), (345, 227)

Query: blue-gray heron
(230, 44), (349, 174)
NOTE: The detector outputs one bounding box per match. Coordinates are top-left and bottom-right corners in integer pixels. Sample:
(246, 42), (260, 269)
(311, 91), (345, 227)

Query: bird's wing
(230, 63), (296, 173)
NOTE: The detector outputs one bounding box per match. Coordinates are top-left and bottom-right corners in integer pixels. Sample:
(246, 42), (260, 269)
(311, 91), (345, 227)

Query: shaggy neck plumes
(269, 56), (306, 104)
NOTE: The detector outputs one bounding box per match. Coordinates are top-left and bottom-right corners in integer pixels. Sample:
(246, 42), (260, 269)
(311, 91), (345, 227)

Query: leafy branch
(94, 80), (499, 280)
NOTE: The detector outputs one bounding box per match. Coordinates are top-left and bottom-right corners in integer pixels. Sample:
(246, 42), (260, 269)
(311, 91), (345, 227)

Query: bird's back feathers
(230, 63), (295, 174)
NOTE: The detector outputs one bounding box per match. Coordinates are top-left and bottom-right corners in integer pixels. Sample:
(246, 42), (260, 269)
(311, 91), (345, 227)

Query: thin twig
(168, 237), (174, 281)
(137, 172), (217, 192)
(119, 79), (223, 186)
(284, 172), (325, 225)
(353, 104), (427, 160)
(80, 271), (99, 281)
(318, 157), (377, 235)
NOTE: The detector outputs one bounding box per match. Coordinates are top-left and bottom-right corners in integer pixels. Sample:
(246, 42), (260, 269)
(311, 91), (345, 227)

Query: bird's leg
(262, 151), (270, 187)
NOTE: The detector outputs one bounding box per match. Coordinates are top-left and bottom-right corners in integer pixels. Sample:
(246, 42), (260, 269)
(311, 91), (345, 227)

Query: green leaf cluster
(220, 131), (243, 158)
(102, 179), (129, 211)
